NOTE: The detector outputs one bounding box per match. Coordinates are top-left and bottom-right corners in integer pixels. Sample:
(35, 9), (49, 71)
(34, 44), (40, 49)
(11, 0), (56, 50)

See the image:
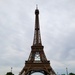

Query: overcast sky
(0, 0), (75, 75)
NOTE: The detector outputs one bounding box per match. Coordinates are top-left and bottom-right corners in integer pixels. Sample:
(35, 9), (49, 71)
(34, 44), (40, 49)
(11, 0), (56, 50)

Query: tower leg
(28, 71), (31, 75)
(44, 71), (48, 75)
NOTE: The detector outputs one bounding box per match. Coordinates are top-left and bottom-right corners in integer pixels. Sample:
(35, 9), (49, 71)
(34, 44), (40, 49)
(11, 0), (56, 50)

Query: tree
(69, 73), (75, 75)
(6, 72), (14, 75)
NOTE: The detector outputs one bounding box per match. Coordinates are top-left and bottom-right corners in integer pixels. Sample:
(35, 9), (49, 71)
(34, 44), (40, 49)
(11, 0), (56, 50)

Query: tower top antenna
(36, 4), (38, 9)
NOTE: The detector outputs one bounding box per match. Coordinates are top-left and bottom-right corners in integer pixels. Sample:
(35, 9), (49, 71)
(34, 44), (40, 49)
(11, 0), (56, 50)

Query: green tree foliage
(61, 74), (65, 75)
(69, 73), (75, 75)
(6, 72), (14, 75)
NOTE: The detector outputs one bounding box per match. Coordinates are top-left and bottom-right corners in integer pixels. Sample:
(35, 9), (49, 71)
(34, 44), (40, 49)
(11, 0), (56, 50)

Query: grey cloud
(0, 0), (75, 75)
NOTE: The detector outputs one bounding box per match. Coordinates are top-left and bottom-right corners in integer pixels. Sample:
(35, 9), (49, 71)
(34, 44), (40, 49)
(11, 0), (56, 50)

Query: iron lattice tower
(19, 7), (56, 75)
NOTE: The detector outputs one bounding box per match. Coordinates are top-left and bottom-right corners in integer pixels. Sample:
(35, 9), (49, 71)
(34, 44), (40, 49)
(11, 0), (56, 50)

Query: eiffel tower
(19, 7), (56, 75)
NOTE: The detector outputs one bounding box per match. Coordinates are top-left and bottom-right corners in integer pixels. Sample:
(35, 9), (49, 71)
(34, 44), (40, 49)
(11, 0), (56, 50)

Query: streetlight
(66, 67), (68, 75)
